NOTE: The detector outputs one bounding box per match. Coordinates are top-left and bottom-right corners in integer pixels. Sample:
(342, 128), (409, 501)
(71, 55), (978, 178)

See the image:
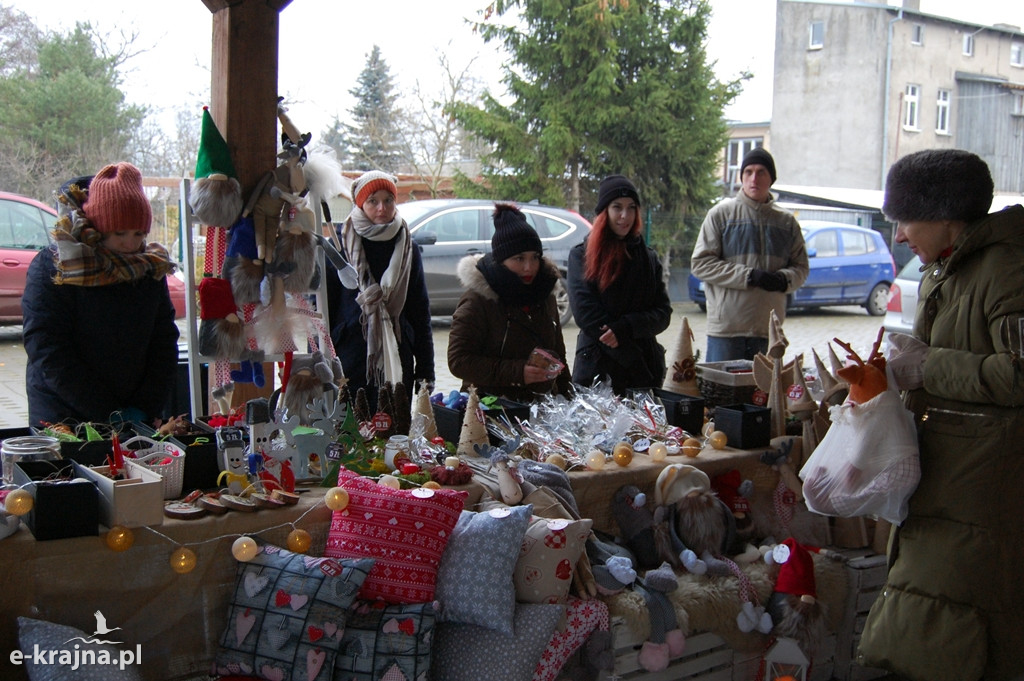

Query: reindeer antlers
(833, 327), (885, 368)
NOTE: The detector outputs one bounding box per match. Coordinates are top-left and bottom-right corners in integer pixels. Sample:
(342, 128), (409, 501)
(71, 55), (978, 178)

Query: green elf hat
(194, 106), (237, 180)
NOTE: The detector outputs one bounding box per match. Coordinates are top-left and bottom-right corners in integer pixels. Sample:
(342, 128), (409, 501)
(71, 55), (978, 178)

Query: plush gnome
(634, 562), (686, 672)
(197, 275), (246, 360)
(662, 316), (701, 397)
(612, 485), (679, 571)
(764, 538), (828, 656)
(283, 351), (343, 426)
(711, 469), (756, 544)
(188, 107), (243, 229)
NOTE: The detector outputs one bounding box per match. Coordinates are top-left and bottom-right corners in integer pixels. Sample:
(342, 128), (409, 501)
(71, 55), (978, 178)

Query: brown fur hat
(883, 149), (993, 223)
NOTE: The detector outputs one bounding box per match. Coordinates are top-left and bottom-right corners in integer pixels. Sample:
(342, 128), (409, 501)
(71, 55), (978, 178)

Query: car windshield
(397, 201), (443, 225)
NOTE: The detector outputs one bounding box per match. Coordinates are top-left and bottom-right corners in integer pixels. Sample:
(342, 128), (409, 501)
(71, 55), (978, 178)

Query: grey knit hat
(883, 149), (994, 222)
(491, 203), (542, 262)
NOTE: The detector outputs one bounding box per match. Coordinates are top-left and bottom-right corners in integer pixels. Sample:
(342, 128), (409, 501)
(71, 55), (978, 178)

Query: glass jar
(384, 435), (411, 471)
(2, 436), (61, 484)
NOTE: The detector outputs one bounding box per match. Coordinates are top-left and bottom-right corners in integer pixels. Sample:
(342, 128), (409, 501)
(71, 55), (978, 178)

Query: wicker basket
(122, 436), (186, 500)
(696, 360), (758, 409)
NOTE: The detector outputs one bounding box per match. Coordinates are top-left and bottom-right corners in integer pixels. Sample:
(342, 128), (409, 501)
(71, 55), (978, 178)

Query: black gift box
(133, 420), (221, 492)
(632, 388), (706, 436)
(714, 404), (771, 450)
(13, 460), (99, 540)
(432, 396), (531, 447)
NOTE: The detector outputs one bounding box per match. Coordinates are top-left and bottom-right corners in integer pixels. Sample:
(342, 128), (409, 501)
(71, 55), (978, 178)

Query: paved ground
(0, 301), (886, 429)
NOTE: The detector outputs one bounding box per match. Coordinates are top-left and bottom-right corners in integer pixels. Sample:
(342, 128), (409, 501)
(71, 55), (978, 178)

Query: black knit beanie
(595, 174), (640, 215)
(740, 148), (777, 183)
(491, 203), (542, 262)
(883, 149), (993, 223)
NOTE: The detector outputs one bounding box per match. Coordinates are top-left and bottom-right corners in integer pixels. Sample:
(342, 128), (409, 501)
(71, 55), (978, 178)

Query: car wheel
(555, 277), (574, 326)
(866, 283), (889, 316)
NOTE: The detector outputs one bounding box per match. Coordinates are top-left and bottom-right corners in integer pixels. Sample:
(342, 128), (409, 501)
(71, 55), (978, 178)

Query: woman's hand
(524, 364), (552, 385)
(599, 325), (619, 348)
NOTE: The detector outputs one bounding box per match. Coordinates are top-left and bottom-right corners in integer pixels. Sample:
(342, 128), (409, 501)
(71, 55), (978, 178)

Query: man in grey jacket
(690, 148), (809, 362)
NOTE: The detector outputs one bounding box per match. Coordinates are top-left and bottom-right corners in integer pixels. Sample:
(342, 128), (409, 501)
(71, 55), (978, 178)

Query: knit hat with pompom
(352, 170), (397, 209)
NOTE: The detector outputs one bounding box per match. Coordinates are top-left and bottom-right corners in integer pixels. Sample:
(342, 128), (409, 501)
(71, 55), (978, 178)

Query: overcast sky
(9, 0), (1024, 142)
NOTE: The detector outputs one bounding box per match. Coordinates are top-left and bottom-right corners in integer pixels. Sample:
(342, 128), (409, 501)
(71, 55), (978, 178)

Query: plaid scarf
(50, 211), (176, 287)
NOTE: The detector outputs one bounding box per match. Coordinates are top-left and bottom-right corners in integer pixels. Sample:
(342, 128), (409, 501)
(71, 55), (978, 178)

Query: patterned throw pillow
(434, 505), (533, 633)
(514, 515), (593, 604)
(431, 603), (564, 681)
(16, 617), (144, 681)
(333, 601), (436, 681)
(324, 467), (468, 604)
(213, 541), (374, 681)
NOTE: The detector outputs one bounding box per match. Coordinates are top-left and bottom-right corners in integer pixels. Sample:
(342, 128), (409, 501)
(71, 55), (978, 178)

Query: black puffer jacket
(566, 235), (672, 394)
(22, 247), (180, 427)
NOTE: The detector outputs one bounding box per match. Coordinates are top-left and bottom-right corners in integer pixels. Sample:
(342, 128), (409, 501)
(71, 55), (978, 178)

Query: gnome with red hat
(764, 537), (829, 656)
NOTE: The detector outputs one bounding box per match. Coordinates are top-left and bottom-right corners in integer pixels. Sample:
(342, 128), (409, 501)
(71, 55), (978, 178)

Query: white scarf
(341, 206), (413, 387)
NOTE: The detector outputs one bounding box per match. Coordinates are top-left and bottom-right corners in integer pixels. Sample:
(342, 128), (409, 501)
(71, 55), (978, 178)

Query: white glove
(886, 332), (929, 391)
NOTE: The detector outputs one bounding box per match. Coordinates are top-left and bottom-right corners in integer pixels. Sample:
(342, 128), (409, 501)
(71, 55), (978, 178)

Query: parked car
(883, 255), (923, 336)
(688, 221), (896, 316)
(399, 199), (592, 325)
(0, 190), (186, 324)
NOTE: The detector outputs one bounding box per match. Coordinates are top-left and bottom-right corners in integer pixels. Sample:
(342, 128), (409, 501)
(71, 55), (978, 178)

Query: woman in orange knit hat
(22, 162), (180, 428)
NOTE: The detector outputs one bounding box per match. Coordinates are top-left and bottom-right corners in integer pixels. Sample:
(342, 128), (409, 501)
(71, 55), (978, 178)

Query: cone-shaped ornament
(413, 382), (439, 441)
(663, 317), (701, 396)
(457, 386), (489, 456)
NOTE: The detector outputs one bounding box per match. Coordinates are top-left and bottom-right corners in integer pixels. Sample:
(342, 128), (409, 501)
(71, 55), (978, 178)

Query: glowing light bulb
(4, 488), (33, 516)
(585, 450), (606, 470)
(105, 525), (135, 552)
(709, 430), (728, 450)
(379, 474), (401, 490)
(324, 487), (350, 511)
(286, 528), (312, 554)
(170, 546), (197, 574)
(232, 536), (259, 562)
(545, 453), (567, 470)
(648, 442), (668, 462)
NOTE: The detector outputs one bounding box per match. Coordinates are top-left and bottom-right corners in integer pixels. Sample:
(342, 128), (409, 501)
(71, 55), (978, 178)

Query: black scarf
(476, 254), (556, 309)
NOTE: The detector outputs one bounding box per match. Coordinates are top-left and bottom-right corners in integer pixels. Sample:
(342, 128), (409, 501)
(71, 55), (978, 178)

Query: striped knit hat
(352, 170), (397, 209)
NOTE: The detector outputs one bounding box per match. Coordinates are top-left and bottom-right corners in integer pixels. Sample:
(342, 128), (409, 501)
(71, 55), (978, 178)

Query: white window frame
(1013, 92), (1024, 117)
(936, 89), (951, 134)
(1012, 43), (1024, 67)
(726, 138), (763, 187)
(809, 21), (824, 50)
(911, 24), (924, 45)
(963, 33), (974, 57)
(904, 84), (921, 130)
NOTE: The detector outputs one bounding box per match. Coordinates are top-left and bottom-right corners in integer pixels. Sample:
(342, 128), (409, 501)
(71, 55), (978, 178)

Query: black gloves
(748, 268), (788, 292)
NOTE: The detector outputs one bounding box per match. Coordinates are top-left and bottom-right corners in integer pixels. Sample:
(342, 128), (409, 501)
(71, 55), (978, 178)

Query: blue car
(689, 221), (896, 316)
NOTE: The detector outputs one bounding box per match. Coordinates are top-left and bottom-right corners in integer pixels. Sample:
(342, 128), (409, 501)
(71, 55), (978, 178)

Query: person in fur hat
(447, 202), (572, 402)
(325, 170), (434, 411)
(22, 163), (180, 428)
(858, 149), (1024, 681)
(567, 174), (672, 394)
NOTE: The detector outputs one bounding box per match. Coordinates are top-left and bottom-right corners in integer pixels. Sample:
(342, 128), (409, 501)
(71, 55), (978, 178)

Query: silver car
(883, 255), (923, 335)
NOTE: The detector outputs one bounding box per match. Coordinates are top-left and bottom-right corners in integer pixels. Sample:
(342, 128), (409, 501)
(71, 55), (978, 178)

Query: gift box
(633, 388), (706, 436)
(133, 420), (221, 492)
(432, 396), (531, 446)
(74, 462), (164, 528)
(714, 403), (771, 450)
(696, 360), (758, 409)
(12, 460), (99, 540)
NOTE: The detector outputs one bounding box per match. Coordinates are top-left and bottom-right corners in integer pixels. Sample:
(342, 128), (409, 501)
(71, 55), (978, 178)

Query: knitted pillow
(434, 505), (533, 633)
(213, 541), (374, 681)
(515, 516), (593, 604)
(332, 601), (436, 680)
(16, 617), (144, 681)
(430, 603), (564, 681)
(324, 467), (467, 603)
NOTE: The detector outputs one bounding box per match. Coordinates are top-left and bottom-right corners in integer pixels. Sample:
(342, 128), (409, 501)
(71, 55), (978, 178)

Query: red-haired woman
(566, 175), (672, 394)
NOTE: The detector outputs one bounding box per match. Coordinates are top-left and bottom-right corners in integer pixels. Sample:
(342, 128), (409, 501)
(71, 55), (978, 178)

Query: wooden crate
(833, 552), (890, 681)
(600, 621), (733, 681)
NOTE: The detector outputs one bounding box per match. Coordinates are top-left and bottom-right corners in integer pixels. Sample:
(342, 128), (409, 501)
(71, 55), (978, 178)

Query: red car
(0, 191), (186, 324)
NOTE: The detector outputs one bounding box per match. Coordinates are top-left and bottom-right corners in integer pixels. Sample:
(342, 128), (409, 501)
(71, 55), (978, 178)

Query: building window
(936, 89), (951, 134)
(911, 24), (924, 45)
(963, 33), (974, 57)
(1012, 43), (1024, 67)
(726, 138), (763, 187)
(1014, 93), (1024, 117)
(809, 21), (824, 50)
(904, 84), (920, 130)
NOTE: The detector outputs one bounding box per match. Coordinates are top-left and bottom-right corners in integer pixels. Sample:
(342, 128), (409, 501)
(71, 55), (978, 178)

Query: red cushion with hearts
(324, 467), (468, 604)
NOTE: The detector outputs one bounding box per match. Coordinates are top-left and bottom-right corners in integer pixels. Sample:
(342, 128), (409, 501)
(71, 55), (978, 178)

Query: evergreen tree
(343, 45), (402, 172)
(452, 0), (745, 247)
(0, 20), (145, 198)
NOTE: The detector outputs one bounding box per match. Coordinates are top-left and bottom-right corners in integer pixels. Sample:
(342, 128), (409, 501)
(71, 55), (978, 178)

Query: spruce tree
(342, 45), (402, 172)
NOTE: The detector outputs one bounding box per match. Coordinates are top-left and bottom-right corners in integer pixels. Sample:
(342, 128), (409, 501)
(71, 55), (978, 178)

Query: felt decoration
(189, 106), (243, 229)
(662, 316), (701, 397)
(282, 351), (342, 426)
(457, 386), (489, 456)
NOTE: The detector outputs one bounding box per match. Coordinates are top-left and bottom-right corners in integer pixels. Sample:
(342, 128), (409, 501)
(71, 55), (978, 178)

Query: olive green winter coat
(859, 205), (1024, 681)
